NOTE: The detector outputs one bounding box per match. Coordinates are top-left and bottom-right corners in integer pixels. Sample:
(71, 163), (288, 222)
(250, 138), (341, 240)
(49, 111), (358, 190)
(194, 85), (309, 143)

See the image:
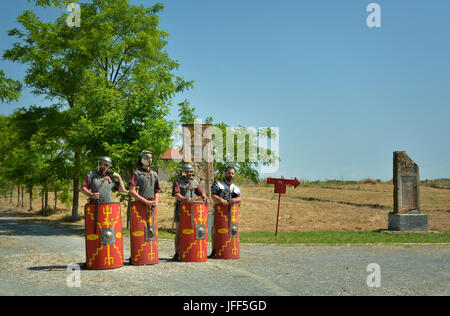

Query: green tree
(0, 0), (75, 102)
(7, 106), (71, 211)
(28, 0), (73, 8)
(5, 0), (193, 219)
(0, 70), (21, 103)
(0, 116), (14, 200)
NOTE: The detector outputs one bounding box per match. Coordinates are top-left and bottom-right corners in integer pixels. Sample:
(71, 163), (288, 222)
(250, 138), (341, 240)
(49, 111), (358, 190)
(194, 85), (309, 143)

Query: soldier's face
(141, 154), (152, 167)
(185, 170), (193, 178)
(99, 162), (109, 174)
(225, 168), (235, 181)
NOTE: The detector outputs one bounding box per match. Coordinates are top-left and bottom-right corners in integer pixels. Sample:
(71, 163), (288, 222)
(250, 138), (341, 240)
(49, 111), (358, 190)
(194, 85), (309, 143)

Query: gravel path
(0, 209), (449, 296)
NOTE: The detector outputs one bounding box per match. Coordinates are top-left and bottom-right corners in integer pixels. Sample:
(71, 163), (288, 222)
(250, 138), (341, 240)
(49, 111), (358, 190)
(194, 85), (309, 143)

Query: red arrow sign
(266, 177), (301, 236)
(267, 177), (300, 194)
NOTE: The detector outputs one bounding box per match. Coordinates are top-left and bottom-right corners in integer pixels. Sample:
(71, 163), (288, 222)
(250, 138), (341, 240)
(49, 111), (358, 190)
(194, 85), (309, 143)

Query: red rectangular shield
(130, 201), (159, 265)
(180, 202), (208, 262)
(84, 202), (124, 270)
(214, 203), (240, 259)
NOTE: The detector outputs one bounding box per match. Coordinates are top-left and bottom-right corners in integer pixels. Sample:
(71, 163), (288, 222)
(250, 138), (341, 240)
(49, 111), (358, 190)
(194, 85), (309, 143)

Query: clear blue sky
(0, 1), (449, 181)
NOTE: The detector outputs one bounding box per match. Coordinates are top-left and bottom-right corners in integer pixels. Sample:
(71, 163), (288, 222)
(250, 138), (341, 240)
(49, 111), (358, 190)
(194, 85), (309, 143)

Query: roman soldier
(129, 151), (161, 206)
(80, 156), (127, 270)
(81, 156), (126, 202)
(209, 165), (241, 259)
(128, 150), (162, 265)
(171, 162), (209, 261)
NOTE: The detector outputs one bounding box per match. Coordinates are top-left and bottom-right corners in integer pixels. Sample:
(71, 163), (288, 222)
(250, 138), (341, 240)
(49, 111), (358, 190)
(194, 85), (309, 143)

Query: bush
(358, 178), (377, 185)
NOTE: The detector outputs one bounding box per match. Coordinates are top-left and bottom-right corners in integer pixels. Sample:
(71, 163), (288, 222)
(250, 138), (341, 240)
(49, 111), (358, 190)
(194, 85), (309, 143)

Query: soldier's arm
(81, 186), (96, 199)
(172, 180), (188, 202)
(129, 184), (152, 207)
(212, 194), (227, 205)
(153, 192), (159, 206)
(201, 193), (209, 204)
(196, 186), (209, 204)
(174, 193), (187, 202)
(113, 173), (127, 193)
(81, 175), (99, 199)
(230, 195), (241, 205)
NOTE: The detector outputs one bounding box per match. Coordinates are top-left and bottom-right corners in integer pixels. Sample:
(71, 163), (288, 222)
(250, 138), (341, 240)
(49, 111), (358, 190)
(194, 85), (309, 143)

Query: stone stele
(388, 151), (428, 231)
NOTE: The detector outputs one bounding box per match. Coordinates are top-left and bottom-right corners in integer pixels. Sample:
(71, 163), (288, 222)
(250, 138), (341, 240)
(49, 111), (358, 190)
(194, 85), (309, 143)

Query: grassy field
(239, 231), (450, 244)
(1, 179), (449, 244)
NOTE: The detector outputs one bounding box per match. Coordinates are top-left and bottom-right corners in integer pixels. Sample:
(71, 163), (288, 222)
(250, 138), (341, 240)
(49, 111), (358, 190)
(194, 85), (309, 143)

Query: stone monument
(182, 122), (214, 199)
(388, 151), (428, 231)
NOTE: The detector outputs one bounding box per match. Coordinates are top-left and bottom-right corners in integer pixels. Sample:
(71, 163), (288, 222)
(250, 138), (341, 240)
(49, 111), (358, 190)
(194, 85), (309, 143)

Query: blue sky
(0, 1), (449, 180)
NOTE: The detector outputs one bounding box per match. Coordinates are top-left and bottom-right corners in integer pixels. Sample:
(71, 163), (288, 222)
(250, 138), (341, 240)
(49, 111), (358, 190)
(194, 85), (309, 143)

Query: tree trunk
(29, 187), (33, 210)
(21, 186), (24, 208)
(54, 191), (58, 210)
(44, 189), (48, 211)
(72, 150), (81, 221)
(17, 184), (20, 206)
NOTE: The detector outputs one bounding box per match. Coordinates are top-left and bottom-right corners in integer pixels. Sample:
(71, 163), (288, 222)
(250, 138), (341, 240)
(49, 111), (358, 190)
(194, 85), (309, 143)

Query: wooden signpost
(266, 177), (300, 236)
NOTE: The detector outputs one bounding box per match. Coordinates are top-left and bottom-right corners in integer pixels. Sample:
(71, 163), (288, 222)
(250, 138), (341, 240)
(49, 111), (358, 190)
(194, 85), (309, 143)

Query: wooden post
(275, 193), (281, 236)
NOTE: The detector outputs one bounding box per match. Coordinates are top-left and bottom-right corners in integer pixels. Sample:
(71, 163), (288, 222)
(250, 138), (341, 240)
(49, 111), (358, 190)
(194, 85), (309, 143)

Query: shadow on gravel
(28, 262), (88, 271)
(0, 209), (84, 237)
(28, 265), (71, 271)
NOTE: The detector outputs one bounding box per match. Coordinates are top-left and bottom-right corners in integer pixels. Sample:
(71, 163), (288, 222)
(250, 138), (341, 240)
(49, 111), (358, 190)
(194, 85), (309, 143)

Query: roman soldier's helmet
(140, 150), (153, 157)
(182, 162), (194, 171)
(98, 156), (113, 170)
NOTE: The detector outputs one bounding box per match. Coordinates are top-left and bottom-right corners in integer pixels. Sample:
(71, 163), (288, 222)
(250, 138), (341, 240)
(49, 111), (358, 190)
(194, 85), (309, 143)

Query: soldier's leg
(175, 222), (181, 255)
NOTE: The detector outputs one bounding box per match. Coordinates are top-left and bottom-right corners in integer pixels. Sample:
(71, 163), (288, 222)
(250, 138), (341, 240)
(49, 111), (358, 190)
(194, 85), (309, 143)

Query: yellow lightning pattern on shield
(216, 204), (239, 257)
(198, 204), (205, 259)
(181, 203), (207, 260)
(132, 204), (157, 263)
(88, 204), (122, 267)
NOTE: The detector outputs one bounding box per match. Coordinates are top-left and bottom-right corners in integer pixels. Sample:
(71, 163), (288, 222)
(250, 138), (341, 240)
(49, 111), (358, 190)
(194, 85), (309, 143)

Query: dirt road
(0, 208), (448, 296)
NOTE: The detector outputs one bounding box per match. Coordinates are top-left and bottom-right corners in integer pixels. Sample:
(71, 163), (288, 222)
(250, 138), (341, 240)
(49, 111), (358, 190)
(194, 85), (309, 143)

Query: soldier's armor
(178, 176), (199, 198)
(134, 168), (158, 199)
(87, 171), (116, 203)
(175, 176), (199, 211)
(211, 181), (241, 201)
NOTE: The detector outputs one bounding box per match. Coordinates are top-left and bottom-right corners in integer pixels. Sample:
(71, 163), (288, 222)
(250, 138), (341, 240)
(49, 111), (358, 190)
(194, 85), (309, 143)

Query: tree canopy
(0, 0), (278, 219)
(3, 0), (192, 219)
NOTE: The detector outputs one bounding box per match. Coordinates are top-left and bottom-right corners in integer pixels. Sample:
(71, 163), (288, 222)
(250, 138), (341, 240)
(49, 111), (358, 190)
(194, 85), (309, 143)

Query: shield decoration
(180, 202), (208, 262)
(130, 201), (159, 265)
(214, 203), (240, 259)
(84, 202), (123, 270)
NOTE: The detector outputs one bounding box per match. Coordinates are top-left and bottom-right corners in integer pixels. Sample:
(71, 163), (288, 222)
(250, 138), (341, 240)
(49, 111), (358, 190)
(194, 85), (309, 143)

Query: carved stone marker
(182, 123), (214, 199)
(393, 151), (420, 214)
(388, 151), (428, 231)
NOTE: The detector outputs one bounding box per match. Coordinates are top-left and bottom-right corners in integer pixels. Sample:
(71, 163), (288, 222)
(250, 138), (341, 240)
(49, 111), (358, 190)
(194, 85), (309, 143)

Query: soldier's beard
(225, 176), (232, 183)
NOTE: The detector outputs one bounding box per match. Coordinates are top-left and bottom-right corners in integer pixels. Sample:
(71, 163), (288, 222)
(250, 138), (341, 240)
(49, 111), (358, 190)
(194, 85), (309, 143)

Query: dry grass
(2, 181), (449, 233)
